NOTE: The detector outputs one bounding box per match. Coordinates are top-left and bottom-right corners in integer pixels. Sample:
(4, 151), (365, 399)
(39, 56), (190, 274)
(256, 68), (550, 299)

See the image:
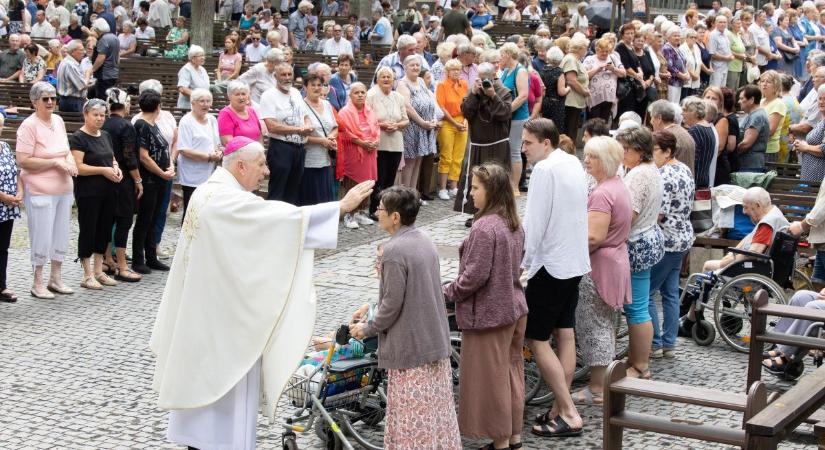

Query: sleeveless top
(740, 206), (789, 251)
(501, 64), (529, 120)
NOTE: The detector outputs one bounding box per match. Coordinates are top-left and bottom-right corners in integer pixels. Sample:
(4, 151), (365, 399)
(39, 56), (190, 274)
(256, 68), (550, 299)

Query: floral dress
(540, 65), (566, 130)
(624, 162), (665, 273)
(659, 162), (695, 253)
(401, 78), (437, 159)
(801, 120), (825, 182)
(22, 57), (44, 82)
(0, 142), (20, 223)
(164, 27), (189, 60)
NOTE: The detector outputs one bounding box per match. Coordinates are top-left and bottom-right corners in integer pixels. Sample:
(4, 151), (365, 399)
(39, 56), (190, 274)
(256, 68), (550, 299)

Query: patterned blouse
(661, 42), (685, 88)
(801, 119), (825, 182)
(659, 161), (695, 253)
(0, 141), (21, 223)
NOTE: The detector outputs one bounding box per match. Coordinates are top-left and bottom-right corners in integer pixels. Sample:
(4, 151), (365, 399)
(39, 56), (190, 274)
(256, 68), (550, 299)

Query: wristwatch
(134, 179), (143, 184)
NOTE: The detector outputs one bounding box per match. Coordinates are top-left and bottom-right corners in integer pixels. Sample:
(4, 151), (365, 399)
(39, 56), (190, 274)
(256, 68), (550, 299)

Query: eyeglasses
(40, 96), (56, 103)
(252, 37), (261, 41)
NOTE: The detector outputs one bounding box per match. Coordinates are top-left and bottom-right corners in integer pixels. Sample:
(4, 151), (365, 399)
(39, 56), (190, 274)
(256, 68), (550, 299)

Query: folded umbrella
(585, 1), (615, 31)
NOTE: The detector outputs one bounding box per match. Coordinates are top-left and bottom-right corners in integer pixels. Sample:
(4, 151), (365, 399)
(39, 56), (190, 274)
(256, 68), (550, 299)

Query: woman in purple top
(217, 80), (262, 145)
(661, 29), (690, 105)
(572, 136), (632, 406)
(443, 162), (527, 450)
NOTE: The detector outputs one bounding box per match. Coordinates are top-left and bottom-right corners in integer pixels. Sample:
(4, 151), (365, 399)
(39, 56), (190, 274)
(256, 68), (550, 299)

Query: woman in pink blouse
(443, 162), (527, 450)
(16, 82), (78, 299)
(217, 80), (262, 145)
(213, 36), (242, 94)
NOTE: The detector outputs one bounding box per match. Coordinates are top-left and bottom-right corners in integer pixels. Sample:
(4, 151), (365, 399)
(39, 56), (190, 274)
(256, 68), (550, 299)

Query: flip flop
(531, 415), (583, 438)
(572, 386), (603, 405)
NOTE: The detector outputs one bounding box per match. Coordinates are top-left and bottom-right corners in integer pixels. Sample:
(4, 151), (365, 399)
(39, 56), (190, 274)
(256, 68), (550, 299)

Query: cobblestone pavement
(0, 196), (819, 449)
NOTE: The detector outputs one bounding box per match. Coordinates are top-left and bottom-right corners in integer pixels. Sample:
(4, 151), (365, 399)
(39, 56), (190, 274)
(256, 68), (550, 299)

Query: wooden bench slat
(611, 377), (748, 411)
(758, 304), (825, 323)
(756, 332), (825, 351)
(747, 365), (825, 436)
(610, 411), (746, 446)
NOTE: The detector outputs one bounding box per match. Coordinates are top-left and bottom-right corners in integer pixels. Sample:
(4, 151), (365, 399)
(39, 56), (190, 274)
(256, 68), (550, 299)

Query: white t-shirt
(245, 43), (269, 63)
(749, 23), (771, 66)
(259, 87), (311, 144)
(177, 113), (220, 187)
(177, 63), (211, 109)
(522, 6), (543, 20)
(322, 37), (353, 57)
(136, 26), (156, 39)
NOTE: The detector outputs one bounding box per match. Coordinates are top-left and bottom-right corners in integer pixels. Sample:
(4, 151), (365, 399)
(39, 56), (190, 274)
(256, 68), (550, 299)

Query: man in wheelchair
(680, 188), (789, 335)
(762, 288), (825, 380)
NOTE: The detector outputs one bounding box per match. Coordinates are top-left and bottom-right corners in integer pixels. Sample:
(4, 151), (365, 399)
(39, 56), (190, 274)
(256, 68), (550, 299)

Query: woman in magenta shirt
(217, 80), (262, 145)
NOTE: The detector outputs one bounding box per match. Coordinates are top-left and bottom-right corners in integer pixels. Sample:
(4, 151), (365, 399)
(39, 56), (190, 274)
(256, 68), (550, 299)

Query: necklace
(35, 114), (53, 131)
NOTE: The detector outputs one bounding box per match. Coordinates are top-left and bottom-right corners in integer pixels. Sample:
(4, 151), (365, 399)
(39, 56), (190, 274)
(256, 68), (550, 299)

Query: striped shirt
(56, 56), (86, 99)
(688, 123), (717, 189)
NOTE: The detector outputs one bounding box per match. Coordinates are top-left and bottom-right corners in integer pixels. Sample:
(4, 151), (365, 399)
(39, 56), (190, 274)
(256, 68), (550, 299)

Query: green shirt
(727, 29), (745, 73)
(763, 97), (787, 154)
(561, 53), (588, 109)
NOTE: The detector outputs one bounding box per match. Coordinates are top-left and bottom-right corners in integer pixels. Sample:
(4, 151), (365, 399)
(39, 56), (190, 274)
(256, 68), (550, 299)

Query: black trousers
(76, 191), (116, 259)
(0, 219), (13, 289)
(266, 139), (305, 205)
(370, 151), (402, 214)
(90, 77), (117, 100)
(588, 101), (613, 125)
(417, 153), (435, 196)
(564, 106), (582, 142)
(132, 182), (165, 263)
(181, 185), (196, 223)
(113, 214), (133, 249)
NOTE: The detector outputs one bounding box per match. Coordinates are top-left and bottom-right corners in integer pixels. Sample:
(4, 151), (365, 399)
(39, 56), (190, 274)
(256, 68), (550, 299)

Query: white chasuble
(150, 167), (339, 449)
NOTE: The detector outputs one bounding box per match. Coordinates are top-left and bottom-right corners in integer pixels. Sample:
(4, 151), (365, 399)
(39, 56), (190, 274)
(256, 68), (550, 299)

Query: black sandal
(763, 355), (788, 374)
(102, 261), (116, 275)
(0, 289), (17, 303)
(534, 410), (556, 426)
(531, 415), (583, 438)
(510, 443), (523, 449)
(478, 444), (508, 450)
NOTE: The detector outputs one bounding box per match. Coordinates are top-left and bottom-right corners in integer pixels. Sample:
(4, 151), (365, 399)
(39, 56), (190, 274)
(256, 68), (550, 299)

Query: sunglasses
(252, 37), (261, 41)
(40, 97), (56, 102)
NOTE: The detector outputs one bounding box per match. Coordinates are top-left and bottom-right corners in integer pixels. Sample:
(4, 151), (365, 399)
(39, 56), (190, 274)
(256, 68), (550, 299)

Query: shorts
(524, 267), (582, 341)
(625, 269), (652, 325)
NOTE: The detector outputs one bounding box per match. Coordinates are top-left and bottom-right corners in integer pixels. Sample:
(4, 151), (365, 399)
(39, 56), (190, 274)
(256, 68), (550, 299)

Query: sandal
(101, 261), (116, 275)
(95, 273), (118, 286)
(627, 365), (652, 379)
(534, 410), (556, 426)
(510, 443), (523, 450)
(80, 275), (102, 290)
(572, 386), (603, 405)
(763, 355), (788, 374)
(114, 268), (142, 282)
(479, 444), (508, 450)
(0, 289), (17, 303)
(531, 415), (583, 438)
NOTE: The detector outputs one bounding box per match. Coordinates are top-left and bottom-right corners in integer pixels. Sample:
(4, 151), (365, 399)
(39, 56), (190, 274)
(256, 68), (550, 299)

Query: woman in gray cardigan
(350, 186), (461, 450)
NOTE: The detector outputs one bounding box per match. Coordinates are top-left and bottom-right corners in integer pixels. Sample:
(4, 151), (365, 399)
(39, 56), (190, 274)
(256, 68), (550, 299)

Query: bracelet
(134, 179), (142, 184)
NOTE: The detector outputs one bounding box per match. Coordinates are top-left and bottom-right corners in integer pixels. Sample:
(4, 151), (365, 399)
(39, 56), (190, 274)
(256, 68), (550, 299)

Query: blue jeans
(649, 251), (686, 349)
(153, 179), (173, 247)
(625, 269), (652, 325)
(540, 0), (552, 14)
(813, 250), (825, 284)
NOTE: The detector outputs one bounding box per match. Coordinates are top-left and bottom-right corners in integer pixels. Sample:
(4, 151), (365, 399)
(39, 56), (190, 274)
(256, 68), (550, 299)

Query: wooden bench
(604, 359), (825, 449)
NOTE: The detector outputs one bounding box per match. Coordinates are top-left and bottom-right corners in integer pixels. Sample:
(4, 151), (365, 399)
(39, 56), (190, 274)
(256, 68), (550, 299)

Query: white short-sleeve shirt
(176, 113), (220, 187)
(259, 87), (311, 144)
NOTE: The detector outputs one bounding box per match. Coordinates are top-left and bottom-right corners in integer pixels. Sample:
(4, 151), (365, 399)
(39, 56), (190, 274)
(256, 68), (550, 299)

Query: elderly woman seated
(762, 288), (825, 380)
(680, 187), (789, 333)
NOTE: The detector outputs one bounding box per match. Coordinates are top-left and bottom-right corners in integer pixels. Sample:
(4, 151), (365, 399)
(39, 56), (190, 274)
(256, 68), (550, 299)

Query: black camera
(481, 79), (492, 90)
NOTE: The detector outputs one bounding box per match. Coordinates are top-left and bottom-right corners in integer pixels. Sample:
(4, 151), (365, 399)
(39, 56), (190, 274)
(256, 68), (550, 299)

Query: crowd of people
(4, 0), (825, 448)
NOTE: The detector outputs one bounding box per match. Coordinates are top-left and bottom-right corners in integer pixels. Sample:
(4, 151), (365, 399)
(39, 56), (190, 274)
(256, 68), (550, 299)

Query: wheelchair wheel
(314, 420), (344, 450)
(713, 273), (787, 354)
(523, 346), (543, 404)
(691, 319), (716, 346)
(282, 432), (298, 450)
(792, 268), (814, 292)
(526, 348), (587, 406)
(338, 378), (387, 450)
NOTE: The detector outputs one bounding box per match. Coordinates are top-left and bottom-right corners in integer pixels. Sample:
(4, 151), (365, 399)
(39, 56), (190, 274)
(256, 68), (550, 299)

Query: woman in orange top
(435, 58), (469, 201)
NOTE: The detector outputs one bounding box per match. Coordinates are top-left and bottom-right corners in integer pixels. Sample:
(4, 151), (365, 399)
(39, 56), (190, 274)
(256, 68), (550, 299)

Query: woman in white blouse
(176, 89), (221, 220)
(679, 28), (702, 98)
(176, 45), (211, 110)
(299, 73), (339, 206)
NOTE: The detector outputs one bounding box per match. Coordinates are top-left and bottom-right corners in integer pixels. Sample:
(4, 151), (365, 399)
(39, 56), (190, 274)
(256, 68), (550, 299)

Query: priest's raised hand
(340, 179), (375, 216)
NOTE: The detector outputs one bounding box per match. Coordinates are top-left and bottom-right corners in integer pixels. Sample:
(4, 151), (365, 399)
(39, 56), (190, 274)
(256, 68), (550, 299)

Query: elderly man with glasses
(56, 39), (92, 112)
(322, 24), (352, 56)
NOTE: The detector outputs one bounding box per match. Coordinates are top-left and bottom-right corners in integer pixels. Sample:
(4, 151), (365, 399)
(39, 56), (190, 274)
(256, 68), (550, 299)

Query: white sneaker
(438, 189), (450, 200)
(448, 188), (458, 197)
(353, 211), (374, 225)
(420, 200), (429, 206)
(344, 214), (360, 229)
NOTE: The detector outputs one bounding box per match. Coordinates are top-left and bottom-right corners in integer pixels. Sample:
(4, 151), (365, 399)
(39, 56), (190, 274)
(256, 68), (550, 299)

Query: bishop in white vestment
(149, 137), (374, 450)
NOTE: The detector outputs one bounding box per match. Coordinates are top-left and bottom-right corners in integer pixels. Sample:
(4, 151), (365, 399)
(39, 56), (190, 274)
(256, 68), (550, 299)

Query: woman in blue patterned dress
(793, 85), (825, 182)
(397, 54), (438, 193)
(648, 130), (695, 359)
(0, 117), (22, 303)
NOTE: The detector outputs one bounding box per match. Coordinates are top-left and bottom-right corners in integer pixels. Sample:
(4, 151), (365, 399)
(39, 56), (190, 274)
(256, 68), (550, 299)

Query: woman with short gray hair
(218, 80), (261, 145)
(118, 20), (136, 56)
(177, 88), (220, 220)
(176, 45), (210, 109)
(540, 47), (569, 132)
(397, 54), (438, 192)
(69, 98), (121, 290)
(17, 81), (77, 299)
(681, 96), (718, 188)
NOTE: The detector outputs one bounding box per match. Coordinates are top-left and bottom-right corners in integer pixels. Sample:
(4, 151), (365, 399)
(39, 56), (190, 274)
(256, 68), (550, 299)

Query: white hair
(92, 17), (110, 33)
(266, 30), (281, 42)
(402, 54), (421, 67)
(743, 187), (772, 208)
(639, 23), (654, 35)
(618, 111), (642, 126)
(188, 45), (205, 60)
(396, 34), (417, 51)
(122, 20), (134, 31)
(227, 80), (250, 96)
(584, 136), (625, 178)
(265, 47), (284, 62)
(139, 79), (163, 95)
(546, 47), (564, 66)
(222, 142), (265, 168)
(477, 62), (495, 77)
(189, 88), (212, 105)
(65, 39), (83, 53)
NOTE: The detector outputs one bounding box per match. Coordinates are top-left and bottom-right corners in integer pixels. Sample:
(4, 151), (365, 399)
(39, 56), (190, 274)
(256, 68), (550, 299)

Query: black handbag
(617, 76), (645, 103)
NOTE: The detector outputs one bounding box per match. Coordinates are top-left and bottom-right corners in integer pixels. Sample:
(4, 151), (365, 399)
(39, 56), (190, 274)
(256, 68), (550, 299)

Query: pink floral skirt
(384, 358), (462, 450)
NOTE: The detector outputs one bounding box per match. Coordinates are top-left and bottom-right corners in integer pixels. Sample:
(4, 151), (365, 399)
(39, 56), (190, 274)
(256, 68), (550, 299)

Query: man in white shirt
(135, 19), (156, 39)
(31, 10), (57, 38)
(322, 23), (353, 56)
(792, 66), (825, 136)
(259, 63), (314, 204)
(46, 0), (71, 28)
(749, 11), (779, 71)
(238, 48), (282, 103)
(148, 0), (172, 28)
(520, 118), (589, 438)
(708, 15), (733, 87)
(245, 31), (269, 63)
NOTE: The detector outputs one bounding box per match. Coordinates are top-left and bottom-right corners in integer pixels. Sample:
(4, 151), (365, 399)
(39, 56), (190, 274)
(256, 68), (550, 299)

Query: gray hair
(817, 84), (825, 96)
(568, 35), (590, 53)
(584, 136), (624, 178)
(91, 17), (110, 33)
(546, 47), (564, 66)
(811, 52), (825, 69)
(403, 54), (422, 67)
(29, 81), (56, 103)
(396, 34), (417, 51)
(648, 99), (677, 123)
(65, 39), (83, 53)
(681, 96), (709, 120)
(536, 38), (553, 52)
(83, 98), (107, 114)
(139, 79), (163, 95)
(47, 39), (61, 49)
(477, 62), (495, 77)
(188, 45), (205, 61)
(349, 82), (367, 96)
(227, 80), (250, 96)
(375, 66), (395, 80)
(265, 47), (284, 63)
(189, 88), (212, 106)
(222, 141), (265, 168)
(456, 42), (478, 56)
(122, 20), (134, 32)
(480, 49), (501, 63)
(742, 186), (772, 208)
(298, 0), (314, 10)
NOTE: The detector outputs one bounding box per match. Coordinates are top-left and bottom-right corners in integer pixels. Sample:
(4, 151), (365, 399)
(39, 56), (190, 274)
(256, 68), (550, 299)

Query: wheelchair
(679, 229), (813, 353)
